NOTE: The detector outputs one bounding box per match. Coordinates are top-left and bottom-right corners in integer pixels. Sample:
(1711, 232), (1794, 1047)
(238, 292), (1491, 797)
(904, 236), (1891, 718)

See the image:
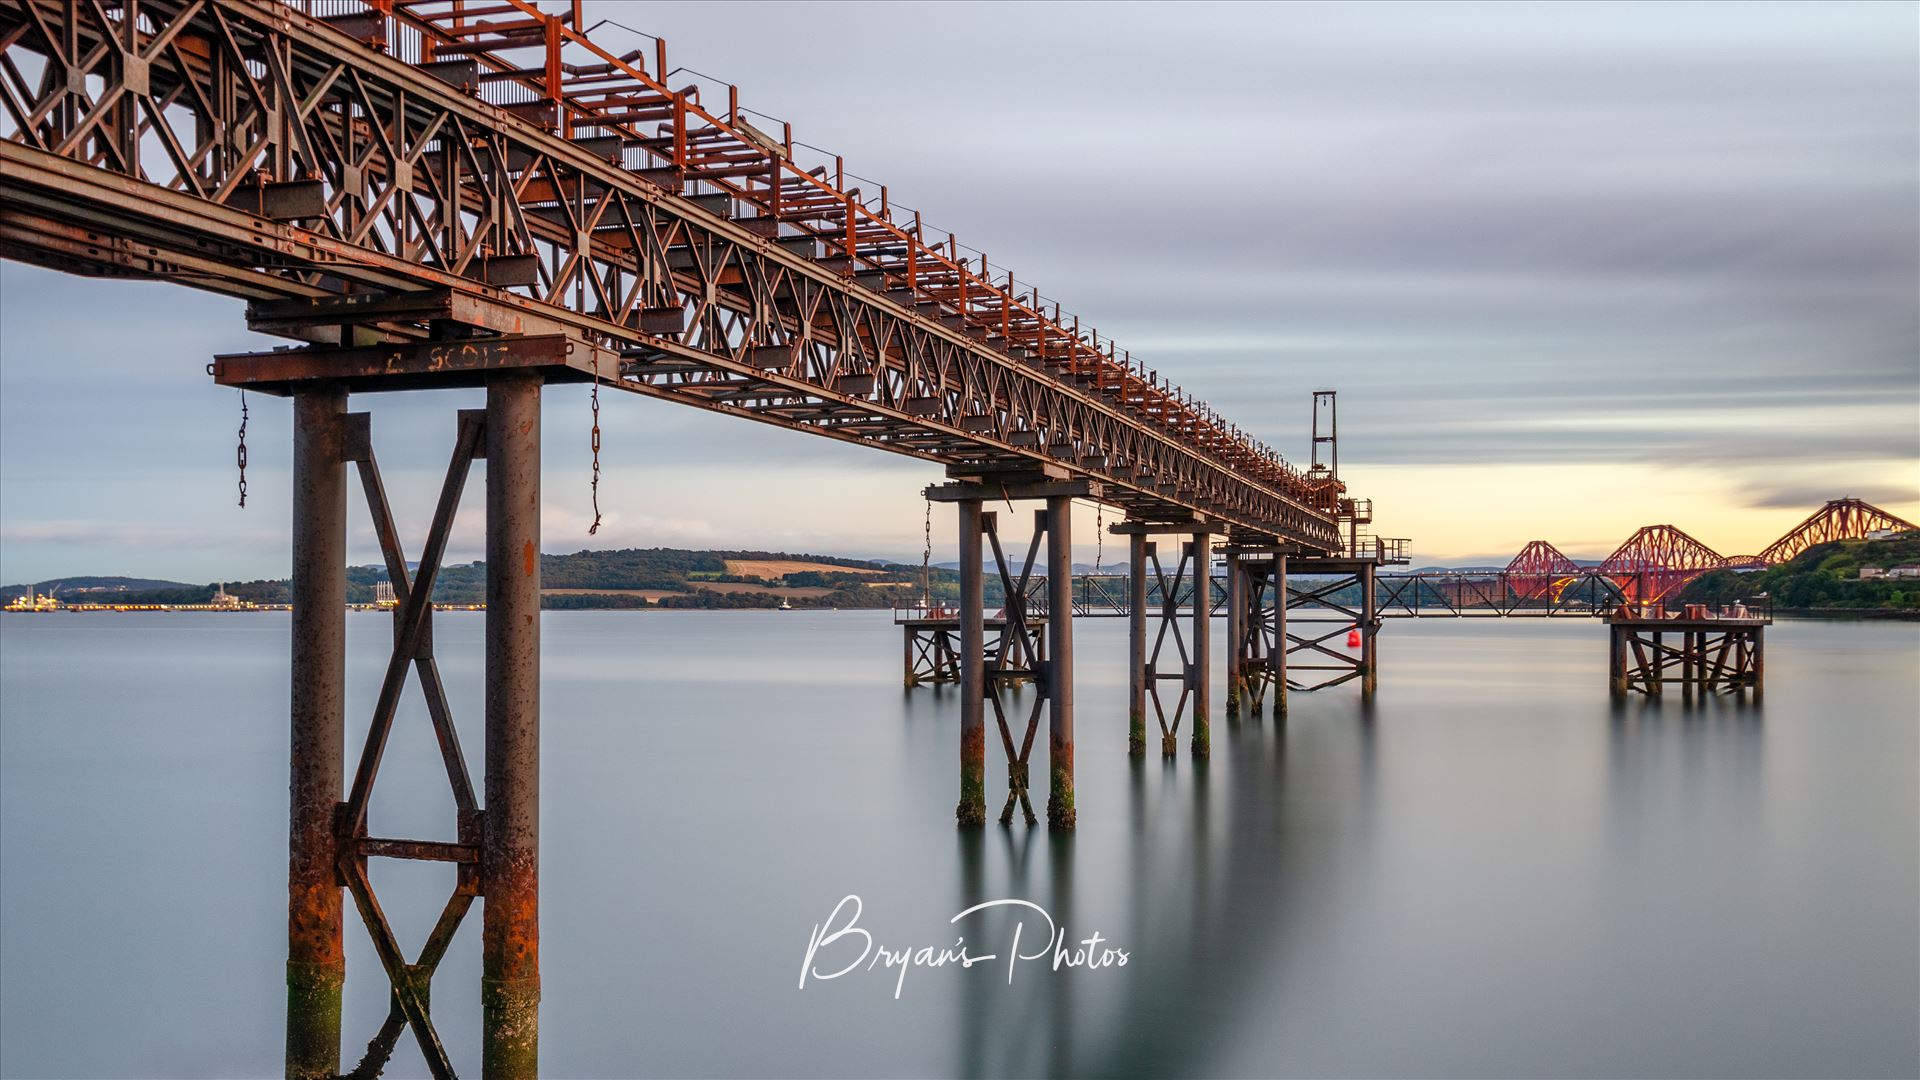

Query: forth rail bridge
(0, 1), (1910, 1074)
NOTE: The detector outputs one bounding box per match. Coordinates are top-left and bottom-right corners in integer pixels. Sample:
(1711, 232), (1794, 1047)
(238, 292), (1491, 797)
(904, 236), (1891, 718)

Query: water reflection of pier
(949, 703), (1382, 1077)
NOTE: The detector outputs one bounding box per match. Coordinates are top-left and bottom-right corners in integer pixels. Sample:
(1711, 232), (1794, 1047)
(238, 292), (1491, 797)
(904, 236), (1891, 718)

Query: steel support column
(1190, 533), (1212, 758)
(1224, 552), (1245, 719)
(1360, 562), (1378, 697)
(931, 480), (1093, 827)
(957, 498), (986, 826)
(483, 374), (542, 1078)
(1609, 623), (1629, 698)
(1273, 555), (1289, 718)
(1045, 495), (1076, 830)
(1127, 533), (1148, 757)
(287, 387), (347, 1080)
(236, 349), (550, 1074)
(1228, 552), (1279, 719)
(1115, 520), (1221, 760)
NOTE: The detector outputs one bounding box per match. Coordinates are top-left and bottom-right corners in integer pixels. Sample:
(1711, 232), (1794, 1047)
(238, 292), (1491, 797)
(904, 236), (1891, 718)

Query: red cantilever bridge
(1504, 497), (1917, 602)
(0, 0), (1381, 1073)
(1382, 498), (1917, 616)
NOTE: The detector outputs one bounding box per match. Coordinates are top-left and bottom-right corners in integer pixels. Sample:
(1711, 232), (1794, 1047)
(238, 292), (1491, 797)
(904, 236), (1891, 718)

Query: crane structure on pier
(0, 1), (1390, 1073)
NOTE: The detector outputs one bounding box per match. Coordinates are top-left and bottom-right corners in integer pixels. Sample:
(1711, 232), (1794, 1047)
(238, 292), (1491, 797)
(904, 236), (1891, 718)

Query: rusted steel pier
(1224, 550), (1286, 719)
(1607, 604), (1769, 700)
(0, 0), (1364, 1068)
(927, 479), (1088, 830)
(898, 610), (1043, 689)
(1114, 520), (1220, 758)
(211, 339), (603, 1076)
(2, 0), (1884, 1068)
(1275, 559), (1382, 696)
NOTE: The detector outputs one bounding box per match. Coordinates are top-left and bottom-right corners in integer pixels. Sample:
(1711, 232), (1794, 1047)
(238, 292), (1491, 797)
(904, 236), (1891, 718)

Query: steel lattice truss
(1756, 498), (1917, 565)
(1597, 524), (1734, 603)
(0, 0), (1343, 549)
(1503, 540), (1582, 600)
(1373, 571), (1627, 617)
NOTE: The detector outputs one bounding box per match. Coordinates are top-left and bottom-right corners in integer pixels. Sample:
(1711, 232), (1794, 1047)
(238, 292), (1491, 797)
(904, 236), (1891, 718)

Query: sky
(2, 0), (1916, 583)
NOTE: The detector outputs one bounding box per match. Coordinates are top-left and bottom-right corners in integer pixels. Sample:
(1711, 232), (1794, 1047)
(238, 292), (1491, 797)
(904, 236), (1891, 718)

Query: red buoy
(1347, 627), (1362, 648)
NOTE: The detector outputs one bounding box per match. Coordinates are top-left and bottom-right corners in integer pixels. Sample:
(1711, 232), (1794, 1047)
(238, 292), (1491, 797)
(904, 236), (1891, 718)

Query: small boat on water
(778, 599), (793, 611)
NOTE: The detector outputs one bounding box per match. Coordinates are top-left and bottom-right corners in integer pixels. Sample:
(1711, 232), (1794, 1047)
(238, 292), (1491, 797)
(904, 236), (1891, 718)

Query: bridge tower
(213, 332), (605, 1078)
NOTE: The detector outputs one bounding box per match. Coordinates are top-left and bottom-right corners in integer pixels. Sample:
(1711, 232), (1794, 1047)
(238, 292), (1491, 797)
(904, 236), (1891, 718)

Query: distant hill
(6, 548), (930, 612)
(531, 547), (920, 610)
(2, 575), (212, 604)
(3, 575), (293, 606)
(3, 575), (194, 597)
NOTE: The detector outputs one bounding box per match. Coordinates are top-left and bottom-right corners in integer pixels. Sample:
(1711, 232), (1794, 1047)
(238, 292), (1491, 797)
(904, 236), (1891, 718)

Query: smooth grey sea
(1, 611), (1915, 1078)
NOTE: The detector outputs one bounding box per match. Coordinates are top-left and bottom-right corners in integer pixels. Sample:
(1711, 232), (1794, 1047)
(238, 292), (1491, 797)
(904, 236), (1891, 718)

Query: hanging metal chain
(921, 496), (933, 610)
(587, 357), (603, 535)
(235, 390), (249, 508)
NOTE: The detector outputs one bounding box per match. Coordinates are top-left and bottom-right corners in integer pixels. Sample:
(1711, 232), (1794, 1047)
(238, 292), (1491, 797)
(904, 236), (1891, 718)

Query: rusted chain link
(921, 496), (933, 609)
(236, 390), (249, 508)
(588, 358), (603, 535)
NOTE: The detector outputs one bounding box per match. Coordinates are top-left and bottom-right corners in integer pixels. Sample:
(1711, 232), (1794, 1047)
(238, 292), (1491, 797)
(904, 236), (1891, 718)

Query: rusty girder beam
(0, 0), (1340, 550)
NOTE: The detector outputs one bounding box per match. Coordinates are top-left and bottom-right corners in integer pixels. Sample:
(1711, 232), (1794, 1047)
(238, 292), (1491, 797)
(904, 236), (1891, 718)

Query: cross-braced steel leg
(904, 624), (961, 688)
(1282, 570), (1374, 693)
(333, 407), (487, 1079)
(1235, 559), (1276, 718)
(1609, 620), (1764, 700)
(1138, 539), (1209, 759)
(985, 511), (1049, 826)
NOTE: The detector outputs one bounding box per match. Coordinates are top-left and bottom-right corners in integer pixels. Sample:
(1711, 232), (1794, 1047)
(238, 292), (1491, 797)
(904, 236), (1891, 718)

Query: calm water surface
(1, 612), (1915, 1078)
